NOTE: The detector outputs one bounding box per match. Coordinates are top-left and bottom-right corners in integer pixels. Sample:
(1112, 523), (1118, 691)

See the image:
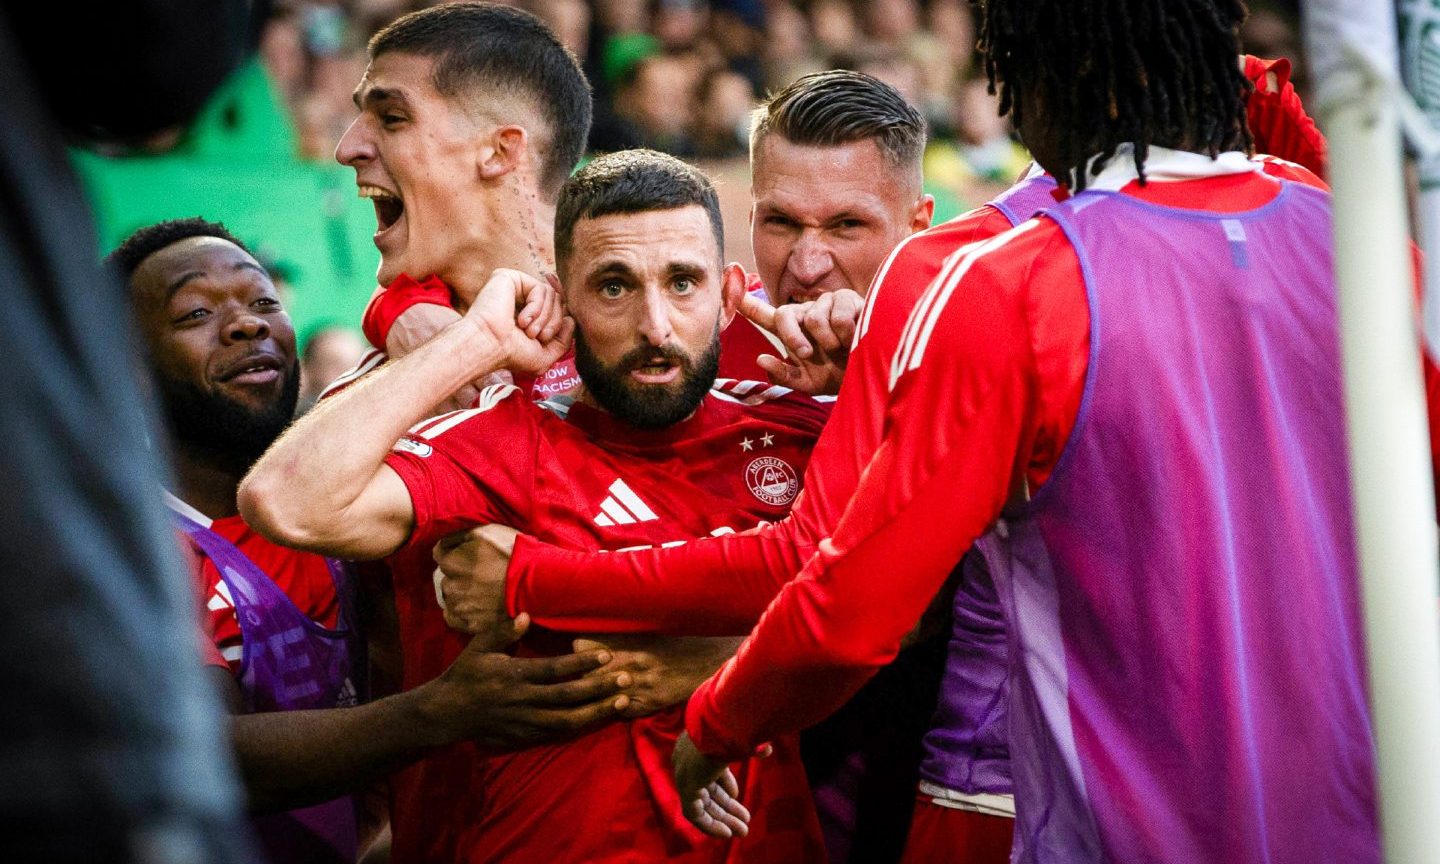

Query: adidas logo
(594, 479), (659, 527)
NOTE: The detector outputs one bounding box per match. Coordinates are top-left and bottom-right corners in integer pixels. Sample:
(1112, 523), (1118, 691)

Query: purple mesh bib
(918, 173), (1060, 799)
(173, 511), (363, 864)
(979, 179), (1380, 863)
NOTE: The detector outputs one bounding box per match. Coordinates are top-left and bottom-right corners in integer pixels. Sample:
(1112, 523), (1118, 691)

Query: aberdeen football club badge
(745, 456), (799, 506)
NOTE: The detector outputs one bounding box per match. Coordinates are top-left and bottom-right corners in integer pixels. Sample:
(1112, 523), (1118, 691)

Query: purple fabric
(986, 181), (1380, 864)
(174, 513), (363, 864)
(918, 173), (1060, 799)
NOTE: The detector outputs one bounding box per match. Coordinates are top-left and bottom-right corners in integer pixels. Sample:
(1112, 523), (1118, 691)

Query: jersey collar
(1082, 144), (1259, 192)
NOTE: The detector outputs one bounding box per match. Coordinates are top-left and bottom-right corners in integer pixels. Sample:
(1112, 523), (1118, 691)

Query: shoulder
(318, 348), (388, 402)
(709, 379), (833, 438)
(1257, 155), (1329, 192)
(395, 383), (536, 449)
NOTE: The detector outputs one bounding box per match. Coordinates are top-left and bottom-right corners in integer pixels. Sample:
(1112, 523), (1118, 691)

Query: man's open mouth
(359, 184), (403, 232)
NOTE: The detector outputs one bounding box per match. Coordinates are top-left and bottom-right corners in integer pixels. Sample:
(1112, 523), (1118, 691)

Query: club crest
(745, 456), (799, 506)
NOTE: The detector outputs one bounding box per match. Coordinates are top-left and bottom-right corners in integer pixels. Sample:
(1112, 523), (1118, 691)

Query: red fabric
(380, 385), (831, 863)
(897, 797), (1014, 864)
(1244, 55), (1328, 178)
(506, 205), (1018, 633)
(361, 273), (454, 350)
(183, 513), (339, 674)
(684, 166), (1361, 760)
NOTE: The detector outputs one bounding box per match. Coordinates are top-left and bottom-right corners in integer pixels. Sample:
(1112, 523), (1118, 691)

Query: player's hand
(466, 269), (574, 377)
(672, 732), (750, 839)
(740, 289), (863, 395)
(388, 299), (519, 411)
(433, 524), (519, 640)
(573, 635), (742, 719)
(419, 613), (631, 750)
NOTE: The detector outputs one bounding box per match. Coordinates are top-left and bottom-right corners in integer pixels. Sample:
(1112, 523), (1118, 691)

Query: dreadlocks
(979, 0), (1254, 190)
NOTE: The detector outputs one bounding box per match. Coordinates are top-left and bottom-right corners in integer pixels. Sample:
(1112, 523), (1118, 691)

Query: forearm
(510, 521), (813, 634)
(239, 317), (502, 554)
(228, 683), (450, 813)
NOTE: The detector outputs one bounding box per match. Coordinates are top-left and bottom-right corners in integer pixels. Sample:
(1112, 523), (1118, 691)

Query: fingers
(461, 612), (529, 654)
(446, 383), (483, 411)
(515, 644), (616, 683)
(737, 292), (777, 333)
(772, 306), (814, 360)
(756, 354), (805, 388)
(707, 773), (751, 832)
(572, 638), (610, 654)
(696, 781), (749, 838)
(521, 671), (631, 706)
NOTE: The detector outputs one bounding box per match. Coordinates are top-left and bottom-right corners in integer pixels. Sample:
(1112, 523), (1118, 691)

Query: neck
(170, 440), (247, 521)
(452, 180), (557, 313)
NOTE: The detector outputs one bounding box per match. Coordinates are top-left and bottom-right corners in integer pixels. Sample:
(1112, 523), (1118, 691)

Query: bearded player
(432, 47), (1338, 864)
(241, 151), (829, 862)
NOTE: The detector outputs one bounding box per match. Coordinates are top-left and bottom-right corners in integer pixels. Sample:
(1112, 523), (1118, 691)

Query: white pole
(1303, 3), (1440, 862)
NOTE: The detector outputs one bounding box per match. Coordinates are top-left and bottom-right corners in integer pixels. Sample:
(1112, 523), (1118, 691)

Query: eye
(173, 308), (210, 325)
(836, 218), (865, 230)
(764, 215), (797, 229)
(253, 296), (283, 311)
(672, 277), (697, 295)
(380, 113), (406, 128)
(599, 280), (625, 299)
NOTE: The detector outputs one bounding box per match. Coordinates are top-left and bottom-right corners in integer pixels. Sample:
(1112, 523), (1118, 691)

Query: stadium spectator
(298, 325), (366, 413)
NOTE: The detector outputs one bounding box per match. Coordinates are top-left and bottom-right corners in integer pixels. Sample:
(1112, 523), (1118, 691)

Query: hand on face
(740, 288), (863, 395)
(465, 269), (574, 376)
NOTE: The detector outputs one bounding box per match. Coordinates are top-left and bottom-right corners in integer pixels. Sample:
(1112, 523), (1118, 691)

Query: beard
(156, 360), (301, 471)
(574, 325), (721, 430)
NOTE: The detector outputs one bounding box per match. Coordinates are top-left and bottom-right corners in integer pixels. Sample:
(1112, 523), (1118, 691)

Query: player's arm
(436, 280), (910, 635)
(213, 617), (625, 813)
(361, 274), (457, 355)
(239, 269), (569, 559)
(683, 222), (1052, 763)
(1242, 54), (1327, 177)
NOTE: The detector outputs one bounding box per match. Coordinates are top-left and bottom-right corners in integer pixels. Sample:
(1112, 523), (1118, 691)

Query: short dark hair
(750, 70), (926, 176)
(554, 150), (723, 272)
(107, 217), (250, 284)
(369, 2), (592, 199)
(980, 0), (1252, 190)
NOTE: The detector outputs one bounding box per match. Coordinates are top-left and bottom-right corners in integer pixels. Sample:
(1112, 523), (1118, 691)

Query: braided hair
(978, 0), (1254, 190)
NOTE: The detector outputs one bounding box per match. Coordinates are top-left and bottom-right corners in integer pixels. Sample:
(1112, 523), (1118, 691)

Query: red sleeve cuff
(362, 274), (456, 350)
(684, 673), (768, 762)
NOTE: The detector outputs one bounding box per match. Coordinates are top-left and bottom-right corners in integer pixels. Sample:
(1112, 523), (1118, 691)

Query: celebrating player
(115, 217), (624, 864)
(241, 151), (830, 862)
(666, 1), (1411, 862)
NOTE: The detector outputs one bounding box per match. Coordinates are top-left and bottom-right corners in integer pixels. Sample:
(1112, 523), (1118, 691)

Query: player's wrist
(440, 315), (509, 383)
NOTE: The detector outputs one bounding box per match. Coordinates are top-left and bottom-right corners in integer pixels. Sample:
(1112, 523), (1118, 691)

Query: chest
(527, 422), (813, 551)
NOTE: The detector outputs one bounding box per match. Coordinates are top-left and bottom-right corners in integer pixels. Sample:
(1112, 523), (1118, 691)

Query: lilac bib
(918, 172), (1060, 798)
(173, 511), (363, 864)
(980, 180), (1379, 863)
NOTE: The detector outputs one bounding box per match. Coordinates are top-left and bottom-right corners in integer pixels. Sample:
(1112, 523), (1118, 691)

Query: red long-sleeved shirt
(683, 154), (1361, 760)
(501, 55), (1335, 635)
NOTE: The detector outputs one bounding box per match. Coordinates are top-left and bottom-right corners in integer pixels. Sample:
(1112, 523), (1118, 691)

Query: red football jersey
(167, 495), (338, 673)
(380, 382), (831, 864)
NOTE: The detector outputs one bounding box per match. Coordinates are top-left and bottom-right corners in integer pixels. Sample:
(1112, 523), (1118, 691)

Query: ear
(477, 125), (528, 182)
(718, 262), (747, 329)
(910, 193), (936, 233)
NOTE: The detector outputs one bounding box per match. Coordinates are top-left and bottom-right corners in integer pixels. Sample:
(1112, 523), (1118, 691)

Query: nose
(636, 285), (675, 348)
(223, 310), (271, 345)
(787, 232), (834, 286)
(334, 115), (372, 167)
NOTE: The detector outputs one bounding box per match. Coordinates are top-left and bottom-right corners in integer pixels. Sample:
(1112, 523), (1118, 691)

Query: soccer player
(240, 151), (830, 862)
(116, 217), (625, 864)
(433, 48), (1335, 864)
(671, 1), (1407, 862)
(357, 69), (942, 862)
(357, 69), (933, 401)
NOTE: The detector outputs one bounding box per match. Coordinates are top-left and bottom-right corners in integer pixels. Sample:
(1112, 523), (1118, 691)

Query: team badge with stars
(745, 455), (799, 506)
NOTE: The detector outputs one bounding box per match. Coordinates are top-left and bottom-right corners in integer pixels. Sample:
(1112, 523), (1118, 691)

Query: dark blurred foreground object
(0, 3), (258, 862)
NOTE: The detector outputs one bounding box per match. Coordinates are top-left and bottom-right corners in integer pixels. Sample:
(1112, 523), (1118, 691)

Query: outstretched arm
(239, 269), (569, 559)
(219, 616), (625, 813)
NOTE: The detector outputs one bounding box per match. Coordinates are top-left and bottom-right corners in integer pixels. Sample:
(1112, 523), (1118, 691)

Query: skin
(750, 135), (933, 306)
(562, 205), (745, 406)
(336, 50), (555, 317)
(136, 239), (620, 814)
